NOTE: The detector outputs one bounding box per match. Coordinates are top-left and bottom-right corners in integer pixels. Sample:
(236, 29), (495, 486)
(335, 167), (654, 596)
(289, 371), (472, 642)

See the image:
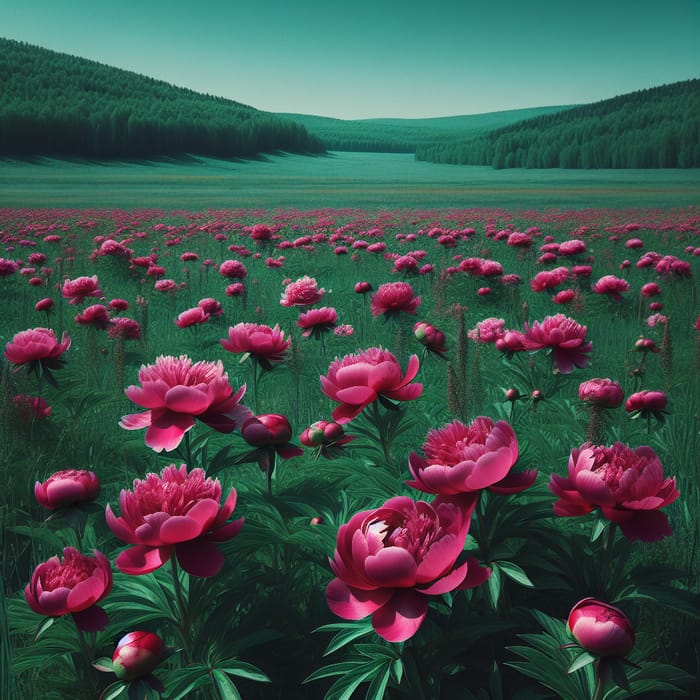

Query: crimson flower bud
(112, 631), (165, 681)
(567, 598), (635, 657)
(34, 469), (100, 510)
(578, 378), (624, 408)
(242, 413), (293, 447)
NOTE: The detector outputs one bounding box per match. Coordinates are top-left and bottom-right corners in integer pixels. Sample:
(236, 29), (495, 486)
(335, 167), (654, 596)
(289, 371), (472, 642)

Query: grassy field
(1, 152), (699, 210)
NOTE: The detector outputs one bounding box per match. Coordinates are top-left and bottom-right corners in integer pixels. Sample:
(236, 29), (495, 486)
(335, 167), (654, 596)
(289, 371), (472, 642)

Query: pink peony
(221, 322), (291, 370)
(280, 275), (325, 307)
(320, 347), (423, 423)
(371, 281), (421, 318)
(25, 547), (113, 631)
(61, 275), (103, 305)
(326, 494), (489, 642)
(549, 442), (679, 541)
(219, 259), (247, 279)
(75, 304), (112, 330)
(591, 275), (630, 301)
(407, 417), (534, 495)
(106, 464), (243, 576)
(13, 394), (52, 420)
(112, 631), (165, 682)
(568, 598), (635, 657)
(523, 314), (592, 374)
(175, 306), (210, 329)
(578, 378), (624, 408)
(297, 307), (338, 338)
(120, 355), (248, 452)
(4, 327), (70, 369)
(108, 317), (141, 340)
(468, 317), (505, 344)
(413, 321), (447, 357)
(35, 469), (100, 510)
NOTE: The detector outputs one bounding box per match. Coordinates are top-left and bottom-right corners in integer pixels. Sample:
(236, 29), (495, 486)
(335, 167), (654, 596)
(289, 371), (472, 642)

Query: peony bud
(112, 631), (164, 681)
(567, 598), (635, 657)
(578, 378), (624, 409)
(242, 414), (293, 447)
(34, 469), (100, 510)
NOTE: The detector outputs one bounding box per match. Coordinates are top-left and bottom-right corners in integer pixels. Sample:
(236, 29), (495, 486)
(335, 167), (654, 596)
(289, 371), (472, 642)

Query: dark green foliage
(416, 80), (700, 169)
(276, 107), (573, 153)
(0, 38), (324, 158)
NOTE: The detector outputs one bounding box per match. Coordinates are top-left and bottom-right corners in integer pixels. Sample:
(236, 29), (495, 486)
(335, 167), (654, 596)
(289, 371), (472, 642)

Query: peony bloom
(108, 298), (130, 312)
(523, 314), (592, 374)
(4, 327), (71, 370)
(280, 275), (325, 307)
(578, 378), (624, 408)
(112, 631), (165, 682)
(106, 464), (243, 577)
(468, 317), (505, 344)
(625, 390), (667, 421)
(413, 322), (447, 357)
(371, 281), (421, 319)
(354, 281), (372, 294)
(320, 347), (423, 423)
(75, 304), (112, 330)
(567, 598), (635, 657)
(35, 469), (100, 510)
(297, 307), (338, 338)
(35, 297), (54, 313)
(13, 394), (51, 420)
(25, 547), (113, 631)
(641, 282), (661, 298)
(108, 317), (141, 340)
(221, 322), (291, 370)
(591, 275), (630, 302)
(61, 275), (103, 305)
(240, 413), (304, 470)
(119, 355), (249, 452)
(549, 442), (679, 541)
(407, 417), (535, 495)
(219, 259), (247, 279)
(225, 282), (245, 297)
(326, 494), (489, 642)
(175, 306), (210, 329)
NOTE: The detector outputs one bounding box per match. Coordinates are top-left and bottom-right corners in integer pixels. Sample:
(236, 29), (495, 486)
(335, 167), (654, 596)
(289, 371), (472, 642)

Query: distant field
(1, 152), (699, 210)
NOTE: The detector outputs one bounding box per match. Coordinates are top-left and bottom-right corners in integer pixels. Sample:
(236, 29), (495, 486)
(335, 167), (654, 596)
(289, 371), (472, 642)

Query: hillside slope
(415, 80), (700, 168)
(275, 106), (573, 153)
(0, 38), (324, 158)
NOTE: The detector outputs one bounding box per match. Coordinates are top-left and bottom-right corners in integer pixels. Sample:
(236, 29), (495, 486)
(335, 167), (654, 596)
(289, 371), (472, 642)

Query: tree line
(0, 39), (324, 158)
(415, 80), (700, 169)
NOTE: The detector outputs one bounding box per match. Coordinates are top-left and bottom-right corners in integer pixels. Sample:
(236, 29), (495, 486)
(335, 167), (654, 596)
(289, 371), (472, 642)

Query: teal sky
(2, 0), (699, 119)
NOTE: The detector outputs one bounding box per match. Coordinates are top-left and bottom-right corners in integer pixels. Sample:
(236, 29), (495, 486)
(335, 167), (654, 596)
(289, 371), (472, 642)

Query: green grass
(1, 152), (699, 210)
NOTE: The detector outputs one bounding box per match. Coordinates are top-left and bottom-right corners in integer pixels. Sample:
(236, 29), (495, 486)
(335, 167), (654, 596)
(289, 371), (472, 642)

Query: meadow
(0, 163), (699, 699)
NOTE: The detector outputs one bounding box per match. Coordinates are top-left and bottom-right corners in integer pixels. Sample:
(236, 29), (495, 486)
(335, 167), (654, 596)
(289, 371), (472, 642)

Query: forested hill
(0, 38), (324, 158)
(275, 107), (573, 153)
(415, 80), (700, 169)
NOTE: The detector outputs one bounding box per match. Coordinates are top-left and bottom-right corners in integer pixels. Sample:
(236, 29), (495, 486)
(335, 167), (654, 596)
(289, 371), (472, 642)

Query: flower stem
(170, 557), (193, 663)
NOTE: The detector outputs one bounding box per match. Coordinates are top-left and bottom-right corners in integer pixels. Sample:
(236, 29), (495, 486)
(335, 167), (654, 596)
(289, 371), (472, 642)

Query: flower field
(1, 205), (699, 699)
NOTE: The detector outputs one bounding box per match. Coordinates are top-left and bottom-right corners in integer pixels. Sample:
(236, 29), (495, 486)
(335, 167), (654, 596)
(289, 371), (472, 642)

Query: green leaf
(392, 659), (403, 686)
(325, 666), (379, 700)
(353, 643), (399, 661)
(304, 661), (365, 683)
(92, 656), (115, 673)
(487, 566), (502, 609)
(33, 616), (56, 642)
(212, 669), (242, 700)
(98, 681), (127, 700)
(609, 659), (631, 693)
(315, 621), (374, 656)
(590, 518), (607, 542)
(364, 663), (391, 700)
(216, 660), (270, 683)
(496, 561), (535, 588)
(567, 651), (597, 674)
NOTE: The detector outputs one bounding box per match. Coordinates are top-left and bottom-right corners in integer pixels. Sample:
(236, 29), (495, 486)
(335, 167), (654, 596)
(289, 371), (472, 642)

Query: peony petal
(419, 561), (468, 595)
(144, 412), (195, 452)
(45, 480), (84, 506)
(115, 545), (173, 575)
(36, 587), (70, 615)
(105, 505), (140, 544)
(164, 385), (212, 414)
(575, 470), (616, 506)
(175, 539), (225, 577)
(326, 578), (392, 620)
(119, 411), (152, 431)
(371, 589), (428, 642)
(66, 576), (106, 612)
(364, 547), (418, 587)
(456, 557), (492, 590)
(489, 469), (538, 494)
(334, 385), (377, 405)
(72, 605), (108, 632)
(207, 517), (244, 542)
(612, 509), (672, 542)
(159, 499), (220, 543)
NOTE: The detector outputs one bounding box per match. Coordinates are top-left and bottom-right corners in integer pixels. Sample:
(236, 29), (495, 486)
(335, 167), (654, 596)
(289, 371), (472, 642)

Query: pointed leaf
(212, 670), (242, 700)
(567, 651), (597, 674)
(216, 660), (270, 683)
(496, 561), (535, 588)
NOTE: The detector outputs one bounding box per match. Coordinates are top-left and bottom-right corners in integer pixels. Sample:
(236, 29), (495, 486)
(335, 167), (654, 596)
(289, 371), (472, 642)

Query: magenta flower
(175, 306), (210, 329)
(106, 464), (244, 577)
(320, 347), (423, 424)
(591, 275), (630, 302)
(221, 322), (291, 370)
(578, 378), (624, 409)
(4, 327), (71, 371)
(468, 317), (505, 344)
(219, 259), (247, 279)
(326, 494), (489, 642)
(75, 304), (112, 330)
(13, 394), (52, 420)
(61, 275), (103, 305)
(549, 442), (679, 541)
(297, 307), (338, 338)
(119, 355), (249, 452)
(371, 281), (421, 318)
(35, 469), (100, 510)
(112, 631), (166, 682)
(408, 417), (534, 495)
(25, 547), (113, 631)
(523, 314), (592, 373)
(280, 275), (325, 307)
(625, 390), (667, 421)
(413, 321), (447, 357)
(567, 598), (635, 657)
